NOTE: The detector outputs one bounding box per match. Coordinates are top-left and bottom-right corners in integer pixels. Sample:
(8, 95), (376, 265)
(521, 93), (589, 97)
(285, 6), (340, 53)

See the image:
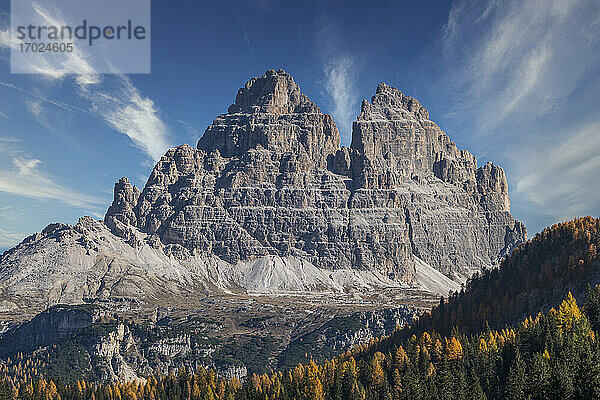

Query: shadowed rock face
(104, 69), (526, 285)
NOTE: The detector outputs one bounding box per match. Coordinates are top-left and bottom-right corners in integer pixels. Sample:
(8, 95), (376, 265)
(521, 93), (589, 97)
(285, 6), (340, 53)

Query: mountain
(107, 69), (524, 287)
(0, 69), (526, 381)
(0, 70), (525, 316)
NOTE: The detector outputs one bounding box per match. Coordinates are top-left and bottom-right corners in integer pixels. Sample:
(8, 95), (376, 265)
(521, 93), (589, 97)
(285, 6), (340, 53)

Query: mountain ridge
(105, 69), (525, 282)
(1, 69), (524, 316)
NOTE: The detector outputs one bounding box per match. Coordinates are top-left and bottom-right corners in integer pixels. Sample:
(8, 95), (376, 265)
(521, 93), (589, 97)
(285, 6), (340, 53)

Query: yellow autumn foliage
(556, 292), (582, 330)
(445, 337), (463, 360)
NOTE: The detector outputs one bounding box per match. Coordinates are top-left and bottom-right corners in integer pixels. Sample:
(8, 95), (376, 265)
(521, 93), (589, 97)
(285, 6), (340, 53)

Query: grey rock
(197, 69), (339, 169)
(104, 177), (140, 240)
(0, 304), (99, 358)
(0, 69), (525, 316)
(106, 70), (525, 285)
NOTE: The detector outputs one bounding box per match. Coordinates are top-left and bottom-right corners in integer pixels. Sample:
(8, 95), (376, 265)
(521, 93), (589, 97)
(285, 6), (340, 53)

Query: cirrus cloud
(0, 1), (172, 162)
(438, 0), (600, 233)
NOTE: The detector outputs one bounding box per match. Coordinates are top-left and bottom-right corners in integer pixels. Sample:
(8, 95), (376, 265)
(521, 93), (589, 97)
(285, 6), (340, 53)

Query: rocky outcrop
(197, 69), (339, 169)
(104, 177), (140, 239)
(91, 323), (144, 382)
(0, 69), (524, 316)
(105, 69), (525, 284)
(0, 304), (99, 358)
(0, 305), (147, 382)
(0, 302), (421, 382)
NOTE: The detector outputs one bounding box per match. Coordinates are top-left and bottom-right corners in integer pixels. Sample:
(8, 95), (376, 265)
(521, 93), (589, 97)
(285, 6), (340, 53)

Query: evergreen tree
(506, 349), (526, 400)
(466, 367), (485, 400)
(528, 352), (550, 400)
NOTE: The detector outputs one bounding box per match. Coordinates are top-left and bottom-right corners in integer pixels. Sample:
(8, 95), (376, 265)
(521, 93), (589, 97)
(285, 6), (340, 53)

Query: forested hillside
(407, 216), (600, 337)
(0, 217), (599, 399)
(0, 288), (599, 399)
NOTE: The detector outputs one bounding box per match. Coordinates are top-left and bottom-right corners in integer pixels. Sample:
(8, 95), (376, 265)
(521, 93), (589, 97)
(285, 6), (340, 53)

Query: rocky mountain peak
(358, 82), (430, 122)
(227, 69), (319, 115)
(476, 161), (510, 212)
(104, 177), (140, 238)
(197, 69), (340, 168)
(352, 83), (474, 190)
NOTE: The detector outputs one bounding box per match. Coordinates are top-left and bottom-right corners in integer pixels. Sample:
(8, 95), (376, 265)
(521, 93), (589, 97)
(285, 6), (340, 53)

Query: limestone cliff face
(0, 305), (98, 358)
(197, 69), (339, 169)
(350, 82), (478, 192)
(104, 177), (140, 239)
(105, 69), (526, 284)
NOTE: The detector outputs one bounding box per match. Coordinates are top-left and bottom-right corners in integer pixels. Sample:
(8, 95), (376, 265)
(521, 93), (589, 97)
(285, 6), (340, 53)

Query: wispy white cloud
(315, 17), (359, 145)
(0, 28), (10, 49)
(0, 81), (86, 115)
(0, 156), (105, 209)
(25, 99), (43, 118)
(0, 1), (171, 162)
(0, 206), (21, 221)
(0, 227), (28, 248)
(0, 139), (105, 211)
(324, 56), (356, 145)
(80, 78), (171, 161)
(18, 2), (100, 85)
(439, 0), (600, 232)
(242, 32), (255, 54)
(177, 119), (201, 141)
(515, 121), (600, 221)
(442, 0), (599, 131)
(24, 99), (55, 132)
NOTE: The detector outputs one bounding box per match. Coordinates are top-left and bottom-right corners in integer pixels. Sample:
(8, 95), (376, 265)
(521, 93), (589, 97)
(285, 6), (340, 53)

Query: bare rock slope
(0, 69), (525, 314)
(107, 69), (525, 282)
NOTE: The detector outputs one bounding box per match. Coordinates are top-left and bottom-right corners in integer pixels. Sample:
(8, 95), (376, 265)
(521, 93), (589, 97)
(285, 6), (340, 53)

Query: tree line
(1, 216), (599, 399)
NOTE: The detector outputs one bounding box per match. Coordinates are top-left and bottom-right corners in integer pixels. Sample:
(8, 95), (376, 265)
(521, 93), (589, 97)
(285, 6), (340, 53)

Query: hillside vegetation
(0, 217), (599, 399)
(0, 288), (599, 399)
(410, 216), (600, 337)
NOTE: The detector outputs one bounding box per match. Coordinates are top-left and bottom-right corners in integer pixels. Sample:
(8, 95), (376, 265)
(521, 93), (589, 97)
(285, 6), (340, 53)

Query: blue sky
(0, 0), (599, 250)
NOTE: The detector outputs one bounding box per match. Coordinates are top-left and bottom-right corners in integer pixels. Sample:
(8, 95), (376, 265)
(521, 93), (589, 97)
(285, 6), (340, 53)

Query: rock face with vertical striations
(0, 69), (528, 383)
(104, 69), (526, 286)
(0, 69), (525, 317)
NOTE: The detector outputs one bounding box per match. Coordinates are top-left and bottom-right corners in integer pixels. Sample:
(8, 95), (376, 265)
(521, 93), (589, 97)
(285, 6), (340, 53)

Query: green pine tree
(506, 349), (526, 400)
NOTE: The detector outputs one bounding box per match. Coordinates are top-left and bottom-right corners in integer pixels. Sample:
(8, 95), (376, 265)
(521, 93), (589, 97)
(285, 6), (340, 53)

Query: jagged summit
(358, 82), (430, 122)
(197, 69), (340, 168)
(104, 177), (140, 236)
(349, 80), (481, 193)
(227, 69), (320, 115)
